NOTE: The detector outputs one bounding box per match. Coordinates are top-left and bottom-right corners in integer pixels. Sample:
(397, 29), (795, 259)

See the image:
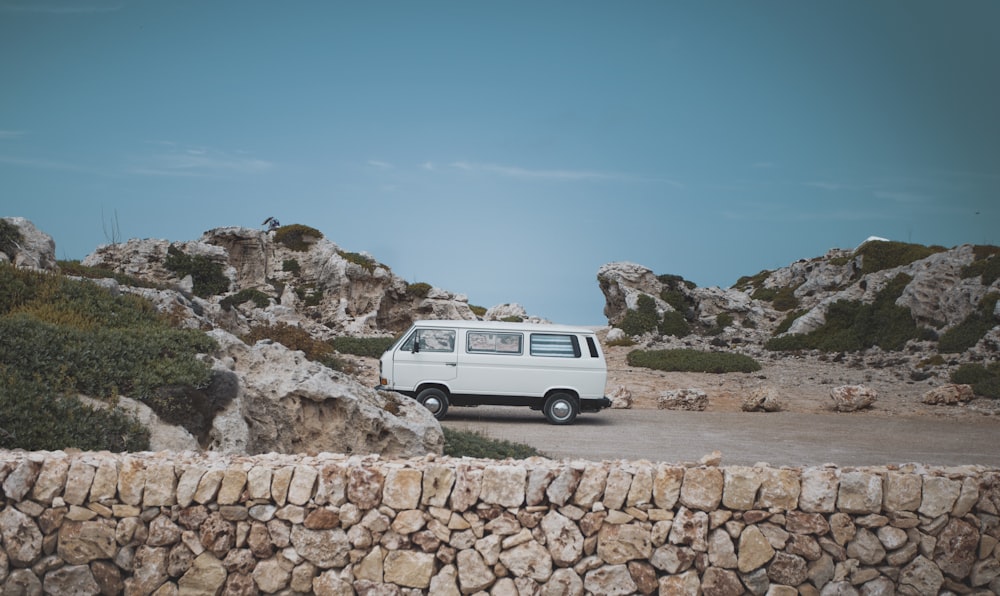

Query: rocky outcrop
(82, 226), (481, 337)
(0, 216), (58, 271)
(207, 330), (442, 457)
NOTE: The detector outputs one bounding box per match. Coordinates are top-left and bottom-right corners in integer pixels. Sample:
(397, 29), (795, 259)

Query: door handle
(445, 363), (457, 366)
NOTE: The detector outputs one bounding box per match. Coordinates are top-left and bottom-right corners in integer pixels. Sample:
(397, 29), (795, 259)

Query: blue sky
(2, 1), (997, 325)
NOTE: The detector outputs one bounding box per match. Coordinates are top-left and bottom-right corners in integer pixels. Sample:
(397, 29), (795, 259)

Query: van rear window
(530, 334), (581, 358)
(467, 332), (523, 354)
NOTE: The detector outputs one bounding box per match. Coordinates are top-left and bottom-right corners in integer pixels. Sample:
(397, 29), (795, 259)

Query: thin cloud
(0, 130), (26, 139)
(0, 154), (98, 174)
(367, 160), (393, 169)
(873, 190), (928, 204)
(447, 161), (615, 181)
(131, 144), (273, 177)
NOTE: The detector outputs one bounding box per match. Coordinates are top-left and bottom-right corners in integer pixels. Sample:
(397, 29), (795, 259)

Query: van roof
(409, 319), (599, 335)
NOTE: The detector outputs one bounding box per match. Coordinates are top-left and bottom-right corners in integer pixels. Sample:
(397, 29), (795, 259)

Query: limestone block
(347, 466), (384, 509)
(799, 467), (839, 513)
(668, 507), (709, 552)
(429, 564), (461, 596)
(626, 463), (654, 507)
(270, 466), (294, 506)
(680, 467), (723, 511)
(702, 566), (744, 594)
(252, 556), (291, 593)
(456, 549), (495, 593)
(63, 460), (96, 506)
(316, 464), (347, 506)
(287, 465), (318, 506)
(883, 472), (922, 513)
(390, 509), (425, 535)
(758, 468), (800, 510)
(837, 471), (882, 514)
(572, 464), (608, 509)
(421, 464), (455, 508)
(480, 465), (525, 508)
(541, 511), (584, 567)
(177, 552), (226, 594)
(598, 523), (653, 564)
(722, 466), (761, 511)
(899, 555), (944, 594)
(953, 476), (980, 517)
(933, 517), (979, 580)
(31, 456), (69, 505)
(383, 468), (422, 510)
(919, 476), (962, 518)
(43, 564), (101, 596)
(450, 465), (482, 512)
(124, 545), (169, 595)
(543, 568), (583, 596)
(384, 550), (435, 589)
(90, 458), (119, 503)
(845, 527), (886, 566)
(246, 465), (273, 501)
(1, 507), (43, 567)
(546, 465), (583, 507)
(143, 462), (177, 507)
(738, 525), (775, 573)
(830, 384), (877, 412)
(217, 465), (249, 506)
(653, 465), (684, 510)
(499, 540), (553, 582)
(584, 564), (637, 596)
(117, 457), (145, 506)
(657, 569), (700, 596)
(193, 469), (224, 505)
(708, 529), (738, 569)
(602, 466), (632, 511)
(290, 525), (349, 569)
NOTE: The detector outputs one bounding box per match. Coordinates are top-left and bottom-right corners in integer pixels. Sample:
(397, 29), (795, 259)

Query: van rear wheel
(416, 388), (449, 420)
(543, 393), (578, 425)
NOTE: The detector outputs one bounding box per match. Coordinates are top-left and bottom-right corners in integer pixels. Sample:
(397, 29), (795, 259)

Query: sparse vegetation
(0, 219), (23, 257)
(627, 348), (762, 374)
(57, 260), (163, 289)
(338, 250), (378, 273)
(443, 427), (543, 459)
(243, 322), (345, 371)
(406, 282), (432, 299)
(282, 258), (301, 274)
(938, 293), (1000, 353)
(961, 246), (1000, 285)
(330, 336), (396, 359)
(274, 224), (323, 251)
(220, 288), (272, 311)
(658, 310), (691, 338)
(855, 240), (945, 275)
(951, 362), (1000, 399)
(616, 294), (659, 336)
(0, 264), (220, 451)
(164, 245), (230, 297)
(766, 274), (925, 353)
(295, 283), (324, 307)
(470, 304), (487, 317)
(734, 269), (771, 292)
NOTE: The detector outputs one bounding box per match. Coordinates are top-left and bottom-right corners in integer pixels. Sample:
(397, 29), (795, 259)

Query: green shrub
(469, 304), (487, 317)
(658, 310), (691, 338)
(774, 310), (807, 335)
(501, 316), (524, 323)
(406, 282), (433, 298)
(961, 246), (1000, 285)
(243, 323), (344, 371)
(617, 294), (659, 336)
(295, 283), (323, 307)
(274, 224), (323, 251)
(627, 349), (762, 374)
(605, 336), (635, 347)
(220, 289), (272, 311)
(57, 260), (163, 290)
(338, 250), (377, 273)
(282, 259), (301, 274)
(753, 286), (799, 311)
(856, 240), (945, 275)
(0, 219), (23, 257)
(938, 293), (1000, 353)
(0, 369), (150, 452)
(164, 245), (230, 297)
(443, 427), (542, 459)
(734, 270), (771, 292)
(330, 336), (395, 358)
(951, 362), (1000, 399)
(766, 274), (923, 352)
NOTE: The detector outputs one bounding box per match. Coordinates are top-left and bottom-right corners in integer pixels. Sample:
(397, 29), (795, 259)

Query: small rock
(830, 385), (877, 412)
(657, 388), (708, 411)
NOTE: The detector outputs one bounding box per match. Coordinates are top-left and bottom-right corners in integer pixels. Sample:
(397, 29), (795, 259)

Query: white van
(377, 320), (611, 424)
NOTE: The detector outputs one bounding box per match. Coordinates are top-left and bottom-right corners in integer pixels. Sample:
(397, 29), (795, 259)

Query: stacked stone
(0, 450), (998, 595)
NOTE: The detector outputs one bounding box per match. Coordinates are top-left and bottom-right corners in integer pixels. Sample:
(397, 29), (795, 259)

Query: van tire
(416, 388), (449, 420)
(543, 393), (578, 425)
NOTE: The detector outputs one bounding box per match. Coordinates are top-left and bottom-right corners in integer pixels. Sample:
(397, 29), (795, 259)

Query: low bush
(442, 427), (542, 459)
(734, 269), (771, 292)
(0, 370), (150, 452)
(330, 336), (396, 358)
(282, 259), (301, 274)
(164, 245), (230, 297)
(961, 246), (1000, 285)
(0, 219), (22, 257)
(855, 240), (945, 275)
(766, 274), (924, 352)
(469, 304), (487, 317)
(220, 289), (271, 311)
(627, 349), (762, 374)
(243, 323), (344, 371)
(57, 260), (163, 289)
(338, 250), (377, 273)
(951, 362), (1000, 399)
(938, 293), (1000, 353)
(406, 282), (432, 298)
(658, 310), (691, 338)
(274, 224), (323, 251)
(294, 283), (323, 307)
(617, 294), (659, 336)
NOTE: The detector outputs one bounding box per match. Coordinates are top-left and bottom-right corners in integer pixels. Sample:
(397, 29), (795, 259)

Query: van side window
(586, 337), (599, 358)
(467, 332), (523, 355)
(530, 334), (581, 358)
(400, 329), (456, 352)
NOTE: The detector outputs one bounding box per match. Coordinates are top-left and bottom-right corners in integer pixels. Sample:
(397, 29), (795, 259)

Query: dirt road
(443, 407), (1000, 467)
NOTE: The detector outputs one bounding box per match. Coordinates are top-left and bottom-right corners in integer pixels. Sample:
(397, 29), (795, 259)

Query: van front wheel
(416, 388), (449, 420)
(543, 393), (578, 425)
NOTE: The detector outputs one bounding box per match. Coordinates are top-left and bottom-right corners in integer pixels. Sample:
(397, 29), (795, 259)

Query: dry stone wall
(1, 450), (999, 595)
